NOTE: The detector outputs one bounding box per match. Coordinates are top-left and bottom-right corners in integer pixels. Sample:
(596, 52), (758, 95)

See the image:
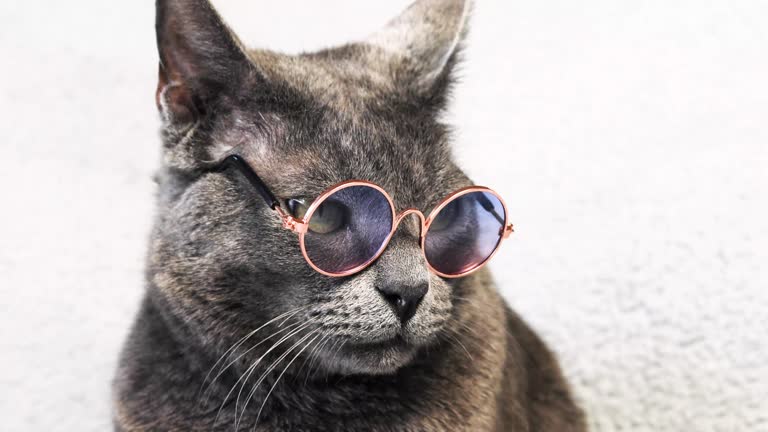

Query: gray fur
(113, 0), (586, 430)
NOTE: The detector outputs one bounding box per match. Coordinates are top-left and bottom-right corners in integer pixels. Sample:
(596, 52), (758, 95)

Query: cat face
(150, 0), (473, 375)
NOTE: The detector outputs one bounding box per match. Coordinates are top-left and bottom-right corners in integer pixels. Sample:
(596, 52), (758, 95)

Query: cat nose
(376, 283), (428, 323)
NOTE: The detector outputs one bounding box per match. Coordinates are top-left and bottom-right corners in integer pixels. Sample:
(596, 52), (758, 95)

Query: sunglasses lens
(302, 185), (393, 275)
(424, 191), (506, 276)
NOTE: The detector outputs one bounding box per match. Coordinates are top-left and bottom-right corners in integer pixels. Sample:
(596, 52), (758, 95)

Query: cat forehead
(248, 46), (403, 114)
(232, 123), (448, 191)
(220, 112), (460, 207)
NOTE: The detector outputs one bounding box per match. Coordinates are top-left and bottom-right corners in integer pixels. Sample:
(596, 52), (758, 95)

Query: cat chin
(316, 336), (420, 375)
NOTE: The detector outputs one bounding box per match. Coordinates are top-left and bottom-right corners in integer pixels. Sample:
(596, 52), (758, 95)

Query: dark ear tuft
(155, 0), (251, 126)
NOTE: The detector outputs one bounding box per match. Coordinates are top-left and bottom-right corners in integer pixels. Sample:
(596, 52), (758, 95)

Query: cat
(112, 0), (587, 430)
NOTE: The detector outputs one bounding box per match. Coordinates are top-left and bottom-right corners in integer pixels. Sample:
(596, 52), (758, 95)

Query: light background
(1, 1), (767, 430)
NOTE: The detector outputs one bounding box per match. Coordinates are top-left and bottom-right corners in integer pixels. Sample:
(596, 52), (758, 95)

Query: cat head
(150, 0), (475, 375)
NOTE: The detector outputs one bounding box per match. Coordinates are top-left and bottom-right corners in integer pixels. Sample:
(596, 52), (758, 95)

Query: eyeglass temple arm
(476, 194), (514, 238)
(216, 155), (279, 209)
(215, 155), (308, 233)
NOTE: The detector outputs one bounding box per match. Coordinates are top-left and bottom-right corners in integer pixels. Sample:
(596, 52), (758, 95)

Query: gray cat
(112, 0), (586, 430)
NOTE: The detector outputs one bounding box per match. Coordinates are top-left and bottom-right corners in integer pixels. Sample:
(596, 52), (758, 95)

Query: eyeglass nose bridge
(393, 208), (427, 238)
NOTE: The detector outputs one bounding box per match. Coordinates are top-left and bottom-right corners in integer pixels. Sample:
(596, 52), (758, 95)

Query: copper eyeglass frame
(215, 154), (514, 278)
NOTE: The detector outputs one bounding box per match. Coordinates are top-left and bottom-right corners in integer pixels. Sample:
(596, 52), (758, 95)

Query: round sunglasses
(215, 155), (514, 278)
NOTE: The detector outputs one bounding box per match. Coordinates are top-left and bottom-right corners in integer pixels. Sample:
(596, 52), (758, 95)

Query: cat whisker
(198, 307), (304, 401)
(324, 338), (348, 383)
(314, 337), (342, 382)
(452, 296), (485, 310)
(293, 332), (329, 386)
(305, 334), (334, 385)
(440, 330), (473, 361)
(237, 328), (319, 430)
(213, 322), (311, 428)
(232, 323), (313, 422)
(201, 319), (305, 405)
(253, 331), (323, 429)
(454, 320), (498, 354)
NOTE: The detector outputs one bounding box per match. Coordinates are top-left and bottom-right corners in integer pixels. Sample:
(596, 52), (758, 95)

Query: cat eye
(288, 198), (348, 234)
(214, 154), (514, 278)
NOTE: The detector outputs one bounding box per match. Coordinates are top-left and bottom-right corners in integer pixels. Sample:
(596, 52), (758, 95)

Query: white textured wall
(1, 1), (766, 431)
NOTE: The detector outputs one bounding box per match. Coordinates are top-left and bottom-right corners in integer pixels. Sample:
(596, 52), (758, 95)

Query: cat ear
(366, 0), (471, 93)
(155, 0), (252, 126)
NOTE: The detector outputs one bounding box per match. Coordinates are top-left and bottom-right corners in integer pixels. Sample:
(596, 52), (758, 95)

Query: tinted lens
(424, 191), (505, 276)
(302, 185), (393, 274)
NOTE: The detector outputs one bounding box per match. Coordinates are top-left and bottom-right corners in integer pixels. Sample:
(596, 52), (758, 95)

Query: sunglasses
(215, 155), (514, 278)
